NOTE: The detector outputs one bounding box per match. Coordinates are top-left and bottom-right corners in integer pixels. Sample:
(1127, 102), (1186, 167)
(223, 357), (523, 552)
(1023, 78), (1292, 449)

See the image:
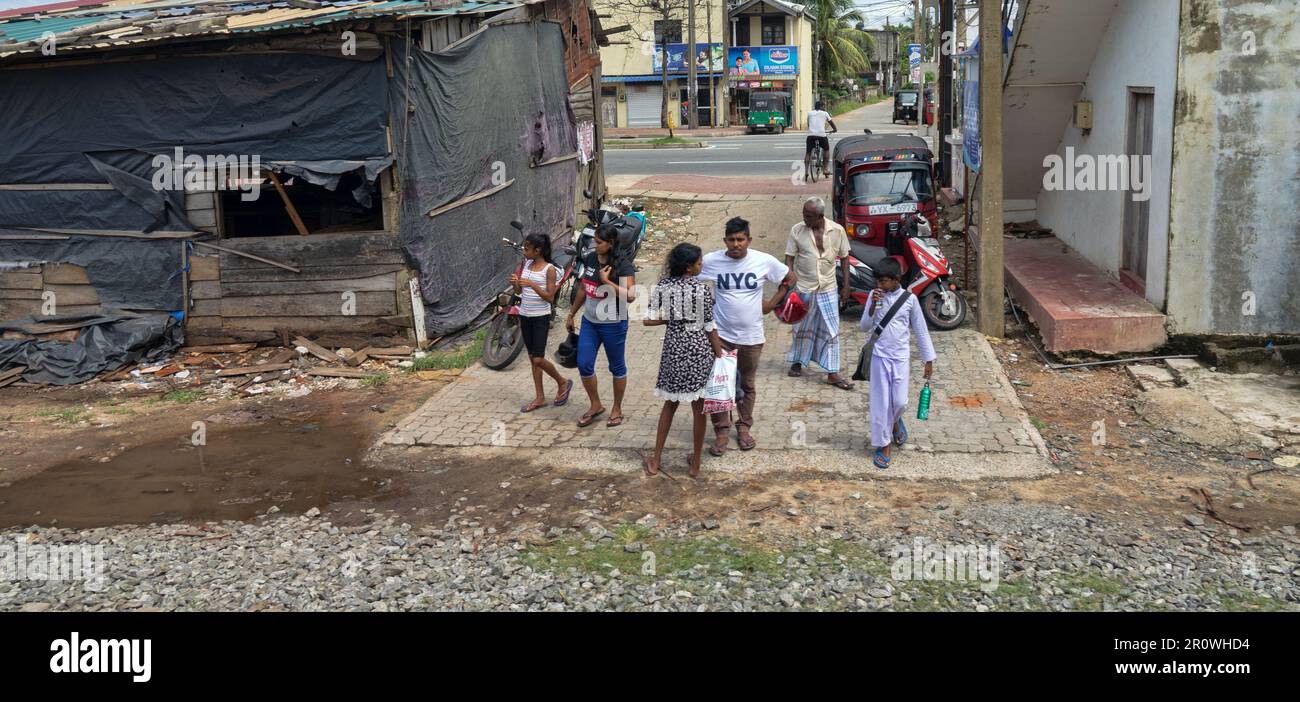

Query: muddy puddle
(0, 415), (388, 529)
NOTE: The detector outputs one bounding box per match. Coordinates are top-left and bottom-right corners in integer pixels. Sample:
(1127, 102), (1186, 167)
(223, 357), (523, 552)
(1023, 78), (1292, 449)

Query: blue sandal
(894, 418), (907, 447)
(873, 448), (891, 470)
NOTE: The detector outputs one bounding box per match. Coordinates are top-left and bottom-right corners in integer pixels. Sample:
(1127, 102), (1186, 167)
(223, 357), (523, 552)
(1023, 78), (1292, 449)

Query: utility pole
(938, 0), (953, 187)
(976, 0), (1003, 337)
(706, 0), (715, 127)
(687, 0), (699, 129)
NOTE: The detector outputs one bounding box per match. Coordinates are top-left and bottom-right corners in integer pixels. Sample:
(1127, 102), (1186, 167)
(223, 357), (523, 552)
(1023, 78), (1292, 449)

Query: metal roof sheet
(0, 0), (525, 57)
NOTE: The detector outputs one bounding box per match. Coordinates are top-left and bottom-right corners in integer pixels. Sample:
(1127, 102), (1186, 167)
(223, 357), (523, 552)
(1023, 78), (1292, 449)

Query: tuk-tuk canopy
(750, 91), (788, 110)
(833, 133), (932, 164)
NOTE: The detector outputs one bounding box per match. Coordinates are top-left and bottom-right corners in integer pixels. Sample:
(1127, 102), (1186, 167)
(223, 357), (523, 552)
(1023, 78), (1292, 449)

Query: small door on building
(600, 87), (618, 128)
(1121, 88), (1154, 295)
(627, 84), (663, 128)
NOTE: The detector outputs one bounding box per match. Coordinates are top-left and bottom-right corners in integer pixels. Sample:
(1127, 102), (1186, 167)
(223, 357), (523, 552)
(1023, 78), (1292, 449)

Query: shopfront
(726, 45), (799, 128)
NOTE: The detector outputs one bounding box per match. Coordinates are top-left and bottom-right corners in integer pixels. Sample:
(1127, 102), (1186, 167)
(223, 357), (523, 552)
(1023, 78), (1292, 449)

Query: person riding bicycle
(803, 101), (837, 181)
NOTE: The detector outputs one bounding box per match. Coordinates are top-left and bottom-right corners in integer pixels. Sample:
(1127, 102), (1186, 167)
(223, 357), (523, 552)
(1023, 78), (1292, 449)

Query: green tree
(810, 0), (874, 93)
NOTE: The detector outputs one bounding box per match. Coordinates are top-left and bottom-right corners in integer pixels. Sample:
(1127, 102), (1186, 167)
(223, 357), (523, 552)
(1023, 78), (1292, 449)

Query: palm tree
(809, 0), (874, 94)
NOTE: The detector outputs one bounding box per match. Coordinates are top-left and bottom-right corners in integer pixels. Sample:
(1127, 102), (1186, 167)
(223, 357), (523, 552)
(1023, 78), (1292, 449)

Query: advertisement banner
(726, 46), (798, 76)
(908, 43), (922, 83)
(653, 43), (724, 73)
(962, 54), (980, 172)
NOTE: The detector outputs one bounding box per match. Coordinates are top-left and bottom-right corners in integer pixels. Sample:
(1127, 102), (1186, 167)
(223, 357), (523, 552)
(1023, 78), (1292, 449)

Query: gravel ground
(3, 503), (1295, 612)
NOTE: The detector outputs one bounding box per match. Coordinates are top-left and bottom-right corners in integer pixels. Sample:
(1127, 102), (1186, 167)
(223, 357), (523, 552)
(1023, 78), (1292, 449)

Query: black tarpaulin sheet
(0, 235), (185, 311)
(391, 22), (579, 335)
(0, 310), (183, 385)
(0, 51), (390, 231)
(0, 50), (392, 311)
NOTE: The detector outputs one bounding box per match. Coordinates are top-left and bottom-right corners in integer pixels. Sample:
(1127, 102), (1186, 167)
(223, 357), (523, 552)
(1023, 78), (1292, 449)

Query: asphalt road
(605, 99), (932, 178)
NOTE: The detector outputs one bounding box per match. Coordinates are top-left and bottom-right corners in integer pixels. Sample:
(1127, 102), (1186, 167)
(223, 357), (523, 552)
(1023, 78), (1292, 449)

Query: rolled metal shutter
(626, 84), (663, 128)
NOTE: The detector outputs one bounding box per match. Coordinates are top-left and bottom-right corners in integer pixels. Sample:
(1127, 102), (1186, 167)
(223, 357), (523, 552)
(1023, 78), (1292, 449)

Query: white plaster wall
(1034, 0), (1179, 309)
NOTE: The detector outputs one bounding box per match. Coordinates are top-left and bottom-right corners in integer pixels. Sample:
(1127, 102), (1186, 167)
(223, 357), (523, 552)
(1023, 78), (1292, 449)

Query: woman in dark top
(565, 223), (637, 428)
(643, 243), (721, 478)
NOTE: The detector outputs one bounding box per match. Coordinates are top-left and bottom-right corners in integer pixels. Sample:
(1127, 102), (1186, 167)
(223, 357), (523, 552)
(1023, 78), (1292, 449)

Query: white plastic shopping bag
(702, 350), (738, 415)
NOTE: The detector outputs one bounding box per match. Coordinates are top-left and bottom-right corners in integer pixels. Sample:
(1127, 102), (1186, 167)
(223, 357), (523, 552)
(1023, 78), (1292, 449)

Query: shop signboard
(726, 46), (798, 76)
(653, 43), (724, 73)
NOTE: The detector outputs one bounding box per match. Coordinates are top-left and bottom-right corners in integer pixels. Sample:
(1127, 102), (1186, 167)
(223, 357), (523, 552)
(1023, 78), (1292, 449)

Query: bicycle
(805, 130), (835, 183)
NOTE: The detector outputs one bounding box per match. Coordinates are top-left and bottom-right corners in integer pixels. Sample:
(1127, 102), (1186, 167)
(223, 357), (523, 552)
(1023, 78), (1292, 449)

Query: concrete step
(1004, 236), (1166, 354)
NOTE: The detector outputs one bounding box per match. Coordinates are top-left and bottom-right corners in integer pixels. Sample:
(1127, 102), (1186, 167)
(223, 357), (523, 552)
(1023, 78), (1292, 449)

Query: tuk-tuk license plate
(867, 202), (919, 215)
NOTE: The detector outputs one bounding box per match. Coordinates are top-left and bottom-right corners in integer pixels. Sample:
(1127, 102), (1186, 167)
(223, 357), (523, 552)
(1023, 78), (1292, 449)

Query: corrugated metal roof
(0, 0), (526, 57)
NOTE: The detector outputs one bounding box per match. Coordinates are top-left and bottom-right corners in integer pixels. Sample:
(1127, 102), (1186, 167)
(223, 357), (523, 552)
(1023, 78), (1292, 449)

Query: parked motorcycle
(560, 191), (648, 305)
(481, 221), (579, 370)
(837, 212), (968, 330)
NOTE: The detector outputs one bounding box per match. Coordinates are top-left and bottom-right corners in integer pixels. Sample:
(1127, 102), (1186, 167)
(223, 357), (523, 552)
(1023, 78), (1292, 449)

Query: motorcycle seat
(849, 240), (887, 267)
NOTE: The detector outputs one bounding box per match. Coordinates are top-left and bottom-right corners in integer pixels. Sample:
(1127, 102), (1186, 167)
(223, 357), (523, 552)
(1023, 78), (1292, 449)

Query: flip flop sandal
(788, 365), (803, 377)
(873, 448), (891, 470)
(894, 418), (908, 447)
(520, 399), (547, 413)
(553, 379), (573, 407)
(737, 434), (757, 451)
(828, 378), (855, 390)
(709, 437), (728, 457)
(577, 408), (605, 427)
(606, 415), (625, 428)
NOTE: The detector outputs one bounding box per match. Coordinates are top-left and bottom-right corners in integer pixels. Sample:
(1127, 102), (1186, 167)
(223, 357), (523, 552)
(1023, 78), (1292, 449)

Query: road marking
(665, 159), (794, 164)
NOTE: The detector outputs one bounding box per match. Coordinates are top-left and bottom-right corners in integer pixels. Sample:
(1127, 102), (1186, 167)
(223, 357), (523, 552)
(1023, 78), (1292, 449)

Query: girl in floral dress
(642, 243), (722, 478)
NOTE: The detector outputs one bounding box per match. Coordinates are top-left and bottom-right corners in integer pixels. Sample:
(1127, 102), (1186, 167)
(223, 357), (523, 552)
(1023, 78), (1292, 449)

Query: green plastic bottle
(917, 382), (932, 421)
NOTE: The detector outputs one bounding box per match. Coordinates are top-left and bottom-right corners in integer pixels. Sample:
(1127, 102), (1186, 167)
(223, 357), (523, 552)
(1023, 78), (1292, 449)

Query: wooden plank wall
(0, 263), (102, 320)
(186, 231), (415, 341)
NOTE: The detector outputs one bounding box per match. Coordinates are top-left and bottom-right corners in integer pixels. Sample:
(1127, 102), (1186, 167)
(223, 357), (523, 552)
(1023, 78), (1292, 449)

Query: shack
(0, 0), (606, 382)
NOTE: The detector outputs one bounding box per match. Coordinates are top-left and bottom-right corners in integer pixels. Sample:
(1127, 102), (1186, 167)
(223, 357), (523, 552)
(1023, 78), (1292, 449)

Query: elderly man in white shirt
(785, 196), (854, 390)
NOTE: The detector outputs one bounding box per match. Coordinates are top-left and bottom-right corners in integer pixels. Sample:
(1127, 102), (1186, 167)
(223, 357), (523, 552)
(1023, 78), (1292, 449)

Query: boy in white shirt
(862, 257), (936, 469)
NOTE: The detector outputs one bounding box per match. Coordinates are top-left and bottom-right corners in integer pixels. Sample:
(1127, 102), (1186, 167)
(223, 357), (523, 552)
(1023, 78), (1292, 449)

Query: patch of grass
(36, 407), (91, 424)
(361, 373), (389, 388)
(524, 531), (784, 581)
(648, 135), (695, 145)
(1029, 416), (1048, 432)
(105, 407), (138, 416)
(1218, 589), (1289, 612)
(829, 99), (866, 116)
(162, 390), (203, 403)
(410, 330), (485, 371)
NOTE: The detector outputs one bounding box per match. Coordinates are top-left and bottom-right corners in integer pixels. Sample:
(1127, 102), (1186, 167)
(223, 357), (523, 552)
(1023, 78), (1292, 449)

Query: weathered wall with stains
(1166, 0), (1300, 335)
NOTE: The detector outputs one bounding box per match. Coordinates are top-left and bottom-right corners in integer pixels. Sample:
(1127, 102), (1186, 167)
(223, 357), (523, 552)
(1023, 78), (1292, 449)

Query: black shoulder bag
(851, 291), (912, 382)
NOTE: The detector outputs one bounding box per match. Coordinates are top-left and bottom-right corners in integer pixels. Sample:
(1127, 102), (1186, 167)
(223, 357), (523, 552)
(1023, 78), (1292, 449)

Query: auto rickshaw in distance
(746, 91), (788, 134)
(892, 89), (919, 124)
(831, 131), (967, 329)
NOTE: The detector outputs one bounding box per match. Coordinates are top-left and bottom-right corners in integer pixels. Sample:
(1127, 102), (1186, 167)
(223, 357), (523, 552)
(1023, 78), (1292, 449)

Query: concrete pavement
(380, 198), (1052, 481)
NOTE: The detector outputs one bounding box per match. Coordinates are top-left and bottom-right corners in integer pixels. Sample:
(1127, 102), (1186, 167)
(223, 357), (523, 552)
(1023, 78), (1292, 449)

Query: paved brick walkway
(382, 290), (1051, 480)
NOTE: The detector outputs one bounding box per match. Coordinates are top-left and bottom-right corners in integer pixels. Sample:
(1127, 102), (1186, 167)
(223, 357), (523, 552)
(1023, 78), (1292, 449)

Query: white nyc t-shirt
(807, 110), (831, 137)
(700, 249), (789, 345)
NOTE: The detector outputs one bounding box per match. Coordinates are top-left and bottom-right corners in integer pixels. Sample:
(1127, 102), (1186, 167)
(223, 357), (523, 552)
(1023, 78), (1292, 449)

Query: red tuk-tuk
(831, 131), (967, 329)
(832, 132), (939, 247)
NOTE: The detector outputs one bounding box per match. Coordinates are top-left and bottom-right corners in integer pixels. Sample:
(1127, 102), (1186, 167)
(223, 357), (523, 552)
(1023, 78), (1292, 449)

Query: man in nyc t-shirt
(699, 216), (792, 456)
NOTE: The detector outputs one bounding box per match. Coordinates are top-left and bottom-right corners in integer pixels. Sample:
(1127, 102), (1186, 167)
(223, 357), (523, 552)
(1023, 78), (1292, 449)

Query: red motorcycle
(837, 212), (968, 330)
